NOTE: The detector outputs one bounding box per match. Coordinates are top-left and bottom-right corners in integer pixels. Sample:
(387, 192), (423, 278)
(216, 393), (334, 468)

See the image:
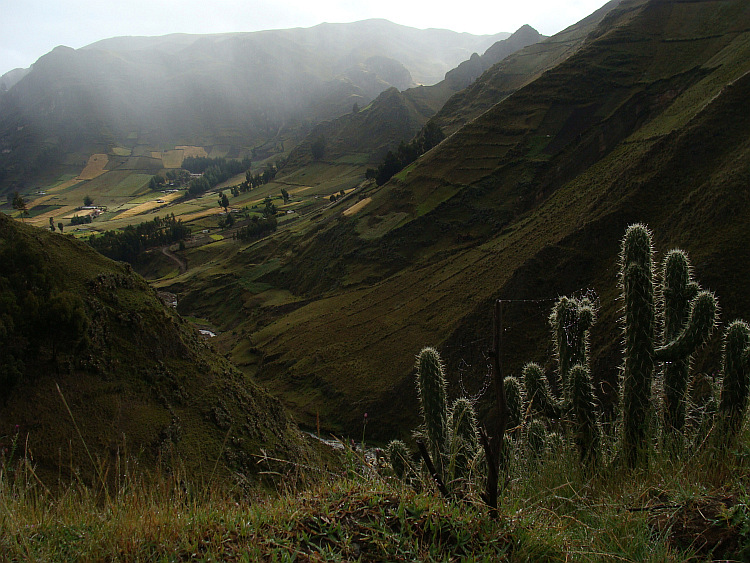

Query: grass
(4, 424), (749, 561)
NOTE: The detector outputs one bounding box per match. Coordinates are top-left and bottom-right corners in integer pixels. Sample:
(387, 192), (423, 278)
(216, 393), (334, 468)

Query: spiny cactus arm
(504, 376), (524, 431)
(655, 291), (718, 362)
(718, 320), (750, 436)
(661, 250), (693, 341)
(523, 362), (562, 419)
(449, 397), (479, 455)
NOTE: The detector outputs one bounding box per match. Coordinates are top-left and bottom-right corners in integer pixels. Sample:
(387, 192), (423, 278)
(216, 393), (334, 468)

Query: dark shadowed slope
(0, 212), (312, 485)
(173, 0), (750, 439)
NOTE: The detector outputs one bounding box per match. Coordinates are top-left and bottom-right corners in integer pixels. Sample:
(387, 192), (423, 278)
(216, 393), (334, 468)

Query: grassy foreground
(3, 437), (750, 561)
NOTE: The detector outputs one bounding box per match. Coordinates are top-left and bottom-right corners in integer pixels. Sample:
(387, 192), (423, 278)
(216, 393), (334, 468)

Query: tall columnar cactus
(571, 364), (600, 466)
(448, 397), (479, 481)
(718, 320), (750, 442)
(416, 347), (448, 471)
(660, 250), (700, 434)
(620, 225), (718, 467)
(620, 224), (656, 468)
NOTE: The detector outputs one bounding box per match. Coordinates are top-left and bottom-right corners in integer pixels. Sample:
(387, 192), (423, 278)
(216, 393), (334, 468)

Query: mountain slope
(0, 213), (311, 484)
(281, 25), (547, 179)
(0, 21), (509, 189)
(166, 0), (750, 439)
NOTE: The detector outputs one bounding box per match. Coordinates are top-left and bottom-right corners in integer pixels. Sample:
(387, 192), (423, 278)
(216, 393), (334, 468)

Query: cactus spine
(718, 320), (750, 442)
(416, 347), (449, 473)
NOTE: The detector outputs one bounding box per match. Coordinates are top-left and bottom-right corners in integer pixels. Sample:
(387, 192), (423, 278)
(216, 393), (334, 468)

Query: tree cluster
(366, 123), (445, 186)
(87, 214), (190, 263)
(234, 214), (277, 242)
(183, 157), (252, 196)
(70, 215), (93, 226)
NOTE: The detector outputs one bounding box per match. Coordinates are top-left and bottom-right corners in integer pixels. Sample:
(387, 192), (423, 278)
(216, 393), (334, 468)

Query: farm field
(14, 146), (365, 241)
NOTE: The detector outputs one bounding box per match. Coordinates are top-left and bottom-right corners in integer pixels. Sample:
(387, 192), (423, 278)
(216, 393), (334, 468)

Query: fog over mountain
(0, 20), (510, 185)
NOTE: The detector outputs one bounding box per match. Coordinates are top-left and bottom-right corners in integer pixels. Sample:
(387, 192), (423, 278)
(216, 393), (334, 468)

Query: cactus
(523, 362), (560, 419)
(660, 250), (699, 433)
(504, 376), (524, 434)
(570, 364), (600, 466)
(522, 295), (599, 467)
(620, 224), (656, 468)
(386, 439), (412, 479)
(717, 321), (750, 442)
(550, 296), (596, 407)
(415, 347), (448, 472)
(526, 419), (548, 460)
(619, 225), (718, 467)
(448, 397), (479, 482)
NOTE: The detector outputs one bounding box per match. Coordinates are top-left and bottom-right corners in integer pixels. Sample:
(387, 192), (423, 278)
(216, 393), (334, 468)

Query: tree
(263, 197), (277, 217)
(12, 192), (28, 221)
(83, 195), (93, 207)
(352, 102), (360, 114)
(218, 193), (230, 212)
(49, 217), (55, 232)
(58, 222), (64, 233)
(281, 188), (290, 203)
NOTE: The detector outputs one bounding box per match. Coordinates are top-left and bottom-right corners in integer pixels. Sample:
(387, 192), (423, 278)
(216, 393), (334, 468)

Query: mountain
(281, 24), (547, 178)
(0, 212), (312, 484)
(166, 0), (750, 440)
(0, 20), (509, 190)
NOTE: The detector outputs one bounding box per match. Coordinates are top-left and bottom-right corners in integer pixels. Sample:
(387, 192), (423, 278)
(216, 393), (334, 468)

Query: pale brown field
(113, 191), (183, 220)
(175, 146), (208, 159)
(343, 197), (371, 217)
(78, 154), (109, 180)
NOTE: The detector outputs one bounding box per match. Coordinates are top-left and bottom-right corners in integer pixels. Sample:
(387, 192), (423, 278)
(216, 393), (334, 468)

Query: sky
(1, 0), (611, 77)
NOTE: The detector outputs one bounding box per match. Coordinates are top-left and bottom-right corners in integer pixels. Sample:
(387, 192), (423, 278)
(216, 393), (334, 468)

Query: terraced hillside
(165, 0), (750, 441)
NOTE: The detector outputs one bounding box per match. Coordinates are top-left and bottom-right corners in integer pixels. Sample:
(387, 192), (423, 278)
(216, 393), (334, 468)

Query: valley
(3, 1), (750, 559)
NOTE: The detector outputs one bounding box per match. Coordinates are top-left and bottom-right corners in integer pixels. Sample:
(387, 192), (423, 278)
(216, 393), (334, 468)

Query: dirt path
(161, 245), (188, 274)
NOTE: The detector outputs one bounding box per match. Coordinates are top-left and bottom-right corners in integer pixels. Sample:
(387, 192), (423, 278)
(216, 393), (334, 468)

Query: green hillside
(281, 25), (548, 181)
(0, 212), (312, 485)
(161, 0), (750, 440)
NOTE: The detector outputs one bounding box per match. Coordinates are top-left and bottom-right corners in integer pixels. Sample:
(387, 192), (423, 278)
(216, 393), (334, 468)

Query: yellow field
(29, 205), (78, 225)
(289, 186), (314, 195)
(62, 208), (97, 220)
(178, 207), (223, 222)
(176, 146), (208, 159)
(343, 197), (372, 217)
(161, 150), (184, 169)
(112, 147), (131, 156)
(113, 192), (183, 220)
(78, 154), (109, 180)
